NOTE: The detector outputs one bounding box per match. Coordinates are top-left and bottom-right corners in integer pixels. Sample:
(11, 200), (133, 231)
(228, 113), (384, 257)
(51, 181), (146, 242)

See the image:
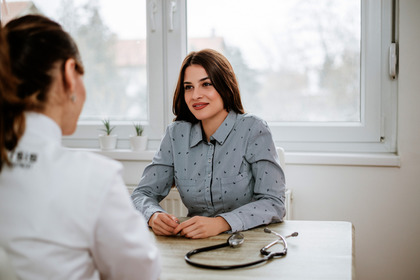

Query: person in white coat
(0, 15), (161, 280)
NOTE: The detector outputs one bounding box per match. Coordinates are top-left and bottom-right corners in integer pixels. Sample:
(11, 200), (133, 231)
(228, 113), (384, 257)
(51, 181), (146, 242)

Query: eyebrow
(184, 76), (210, 84)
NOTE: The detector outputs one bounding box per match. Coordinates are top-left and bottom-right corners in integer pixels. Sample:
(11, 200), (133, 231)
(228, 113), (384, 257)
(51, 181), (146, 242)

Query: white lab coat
(0, 113), (161, 280)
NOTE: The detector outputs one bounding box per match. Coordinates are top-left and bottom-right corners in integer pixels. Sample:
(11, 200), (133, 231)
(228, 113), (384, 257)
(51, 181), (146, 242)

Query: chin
(191, 112), (208, 121)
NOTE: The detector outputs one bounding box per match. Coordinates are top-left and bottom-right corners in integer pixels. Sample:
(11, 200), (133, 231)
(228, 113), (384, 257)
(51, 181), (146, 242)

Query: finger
(173, 223), (187, 235)
(150, 213), (178, 235)
(178, 217), (215, 238)
(167, 214), (180, 225)
(155, 223), (176, 235)
(173, 218), (196, 235)
(179, 221), (202, 237)
(160, 214), (180, 228)
(153, 227), (173, 236)
(183, 227), (207, 239)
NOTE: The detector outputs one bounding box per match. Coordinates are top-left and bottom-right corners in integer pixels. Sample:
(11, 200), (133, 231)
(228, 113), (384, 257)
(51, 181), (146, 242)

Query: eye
(184, 85), (193, 91)
(203, 82), (213, 87)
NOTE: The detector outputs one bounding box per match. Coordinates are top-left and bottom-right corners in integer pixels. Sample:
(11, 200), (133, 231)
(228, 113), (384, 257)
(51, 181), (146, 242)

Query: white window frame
(63, 0), (397, 154)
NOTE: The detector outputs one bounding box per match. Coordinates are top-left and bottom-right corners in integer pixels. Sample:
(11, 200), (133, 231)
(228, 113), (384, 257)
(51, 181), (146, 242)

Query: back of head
(5, 15), (84, 106)
(0, 15), (84, 172)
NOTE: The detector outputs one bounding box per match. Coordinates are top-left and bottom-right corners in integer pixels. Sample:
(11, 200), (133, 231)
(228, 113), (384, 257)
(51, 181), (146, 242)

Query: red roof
(1, 1), (39, 25)
(114, 36), (225, 67)
(189, 37), (225, 53)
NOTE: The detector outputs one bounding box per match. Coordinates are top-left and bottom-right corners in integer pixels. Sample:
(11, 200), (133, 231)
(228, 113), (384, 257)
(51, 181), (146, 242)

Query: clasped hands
(148, 212), (231, 239)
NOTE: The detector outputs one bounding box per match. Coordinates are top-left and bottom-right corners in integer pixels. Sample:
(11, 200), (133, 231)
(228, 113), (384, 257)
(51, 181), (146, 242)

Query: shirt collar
(24, 112), (62, 144)
(190, 123), (203, 147)
(189, 111), (238, 147)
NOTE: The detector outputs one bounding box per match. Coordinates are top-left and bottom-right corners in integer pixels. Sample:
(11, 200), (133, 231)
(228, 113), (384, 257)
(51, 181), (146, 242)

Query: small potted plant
(98, 119), (117, 150)
(130, 122), (147, 151)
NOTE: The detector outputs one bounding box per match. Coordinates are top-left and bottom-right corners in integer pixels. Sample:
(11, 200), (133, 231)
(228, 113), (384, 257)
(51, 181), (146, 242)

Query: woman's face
(183, 64), (228, 126)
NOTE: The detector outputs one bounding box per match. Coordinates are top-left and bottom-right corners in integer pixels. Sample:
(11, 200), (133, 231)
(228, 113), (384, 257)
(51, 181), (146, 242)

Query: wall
(285, 1), (420, 279)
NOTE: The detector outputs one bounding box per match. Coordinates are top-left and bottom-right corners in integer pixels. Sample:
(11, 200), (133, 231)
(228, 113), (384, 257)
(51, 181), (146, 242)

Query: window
(185, 0), (397, 153)
(3, 0), (397, 153)
(2, 0), (151, 147)
(188, 1), (361, 123)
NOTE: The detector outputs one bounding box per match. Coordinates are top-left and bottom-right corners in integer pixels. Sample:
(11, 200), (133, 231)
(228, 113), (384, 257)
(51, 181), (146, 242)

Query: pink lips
(192, 102), (208, 110)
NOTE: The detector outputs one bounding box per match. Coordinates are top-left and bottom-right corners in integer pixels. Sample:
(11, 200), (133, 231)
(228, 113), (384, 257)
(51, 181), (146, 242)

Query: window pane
(187, 0), (361, 123)
(4, 0), (147, 122)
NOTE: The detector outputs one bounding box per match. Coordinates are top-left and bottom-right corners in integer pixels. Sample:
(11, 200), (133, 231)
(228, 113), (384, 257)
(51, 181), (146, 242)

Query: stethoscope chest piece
(184, 228), (298, 270)
(228, 232), (244, 247)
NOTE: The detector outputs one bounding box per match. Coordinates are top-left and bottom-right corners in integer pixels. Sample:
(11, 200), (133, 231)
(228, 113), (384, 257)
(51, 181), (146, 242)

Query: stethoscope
(185, 228), (298, 270)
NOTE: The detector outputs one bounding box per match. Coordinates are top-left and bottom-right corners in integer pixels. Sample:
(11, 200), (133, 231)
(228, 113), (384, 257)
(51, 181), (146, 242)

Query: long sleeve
(217, 118), (286, 232)
(91, 171), (161, 280)
(131, 127), (175, 222)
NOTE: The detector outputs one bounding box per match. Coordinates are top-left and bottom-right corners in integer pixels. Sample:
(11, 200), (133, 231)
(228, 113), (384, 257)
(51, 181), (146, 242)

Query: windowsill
(285, 152), (400, 167)
(68, 148), (401, 167)
(69, 148), (156, 161)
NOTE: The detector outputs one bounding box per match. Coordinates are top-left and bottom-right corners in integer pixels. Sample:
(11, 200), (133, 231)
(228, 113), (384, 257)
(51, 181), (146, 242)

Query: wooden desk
(153, 220), (355, 280)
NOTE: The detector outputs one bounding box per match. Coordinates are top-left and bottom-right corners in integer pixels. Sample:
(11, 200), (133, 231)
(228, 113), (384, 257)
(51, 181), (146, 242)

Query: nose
(191, 87), (203, 100)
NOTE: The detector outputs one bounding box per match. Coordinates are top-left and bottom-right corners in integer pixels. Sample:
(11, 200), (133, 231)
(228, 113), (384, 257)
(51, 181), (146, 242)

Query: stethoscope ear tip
(263, 228), (272, 233)
(264, 228), (299, 239)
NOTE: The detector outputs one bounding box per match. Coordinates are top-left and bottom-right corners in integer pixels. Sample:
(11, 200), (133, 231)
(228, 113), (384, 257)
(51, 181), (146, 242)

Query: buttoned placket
(204, 140), (216, 209)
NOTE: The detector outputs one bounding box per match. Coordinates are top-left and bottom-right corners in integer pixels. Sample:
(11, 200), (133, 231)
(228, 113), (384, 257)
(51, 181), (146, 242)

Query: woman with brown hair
(0, 15), (160, 279)
(132, 49), (286, 239)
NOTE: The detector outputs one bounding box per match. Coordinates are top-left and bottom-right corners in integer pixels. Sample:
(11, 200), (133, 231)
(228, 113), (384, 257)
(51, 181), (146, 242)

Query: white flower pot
(99, 134), (118, 150)
(130, 135), (147, 151)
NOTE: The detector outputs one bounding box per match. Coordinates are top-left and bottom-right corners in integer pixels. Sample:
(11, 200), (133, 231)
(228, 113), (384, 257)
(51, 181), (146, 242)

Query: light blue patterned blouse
(131, 111), (286, 233)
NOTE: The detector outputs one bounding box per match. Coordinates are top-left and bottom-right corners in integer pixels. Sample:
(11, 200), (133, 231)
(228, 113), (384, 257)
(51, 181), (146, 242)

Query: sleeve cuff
(144, 206), (167, 222)
(217, 212), (244, 233)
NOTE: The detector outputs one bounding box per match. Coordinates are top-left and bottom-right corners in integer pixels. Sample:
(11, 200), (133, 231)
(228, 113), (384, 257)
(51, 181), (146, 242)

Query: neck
(42, 106), (64, 132)
(201, 111), (229, 142)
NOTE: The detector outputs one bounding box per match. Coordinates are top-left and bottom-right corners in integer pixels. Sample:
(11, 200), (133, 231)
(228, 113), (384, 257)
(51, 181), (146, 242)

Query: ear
(63, 58), (77, 93)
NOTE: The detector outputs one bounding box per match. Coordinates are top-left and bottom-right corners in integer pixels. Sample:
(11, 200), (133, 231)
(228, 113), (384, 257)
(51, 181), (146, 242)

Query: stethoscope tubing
(185, 249), (273, 270)
(184, 239), (287, 270)
(184, 229), (297, 270)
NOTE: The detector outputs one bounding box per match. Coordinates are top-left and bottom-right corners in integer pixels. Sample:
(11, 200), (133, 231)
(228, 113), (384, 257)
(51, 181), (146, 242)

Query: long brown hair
(173, 49), (244, 123)
(0, 15), (84, 172)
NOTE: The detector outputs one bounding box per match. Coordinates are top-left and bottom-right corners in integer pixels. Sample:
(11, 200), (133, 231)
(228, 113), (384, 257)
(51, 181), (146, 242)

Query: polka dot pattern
(132, 112), (286, 233)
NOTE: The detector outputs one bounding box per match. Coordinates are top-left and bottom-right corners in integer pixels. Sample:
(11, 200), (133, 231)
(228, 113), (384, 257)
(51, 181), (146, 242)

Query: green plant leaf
(133, 122), (144, 136)
(101, 119), (115, 135)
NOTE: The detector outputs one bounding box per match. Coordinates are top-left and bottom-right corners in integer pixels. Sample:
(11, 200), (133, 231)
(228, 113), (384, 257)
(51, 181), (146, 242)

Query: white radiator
(126, 185), (188, 216)
(158, 188), (189, 217)
(127, 186), (292, 220)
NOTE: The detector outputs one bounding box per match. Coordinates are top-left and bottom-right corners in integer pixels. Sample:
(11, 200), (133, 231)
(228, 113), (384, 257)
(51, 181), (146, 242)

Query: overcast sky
(5, 0), (359, 70)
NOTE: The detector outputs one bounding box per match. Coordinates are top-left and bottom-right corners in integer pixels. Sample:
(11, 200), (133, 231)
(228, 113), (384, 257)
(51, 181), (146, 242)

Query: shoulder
(236, 113), (269, 131)
(237, 112), (266, 123)
(166, 120), (196, 137)
(167, 120), (193, 131)
(61, 148), (123, 178)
